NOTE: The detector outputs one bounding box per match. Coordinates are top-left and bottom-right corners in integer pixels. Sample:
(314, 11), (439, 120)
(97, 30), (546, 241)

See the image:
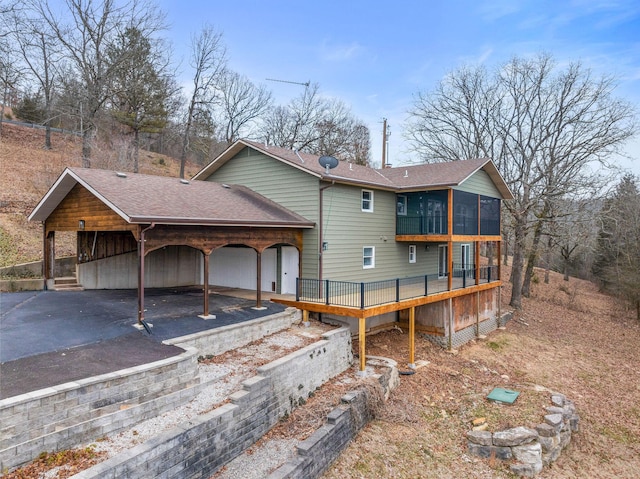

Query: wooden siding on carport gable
(44, 183), (132, 233)
(201, 147), (320, 278)
(454, 168), (502, 198)
(321, 184), (440, 282)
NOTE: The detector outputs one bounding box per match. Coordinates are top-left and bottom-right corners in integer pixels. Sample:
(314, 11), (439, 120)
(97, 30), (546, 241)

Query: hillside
(0, 122), (200, 268)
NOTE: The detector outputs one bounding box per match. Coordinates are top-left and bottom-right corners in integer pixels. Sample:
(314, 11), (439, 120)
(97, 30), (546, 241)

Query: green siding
(455, 169), (501, 198)
(202, 147), (319, 278)
(321, 185), (442, 281)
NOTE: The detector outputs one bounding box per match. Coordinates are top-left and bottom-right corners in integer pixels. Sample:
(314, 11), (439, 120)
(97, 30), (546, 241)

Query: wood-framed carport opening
(43, 221), (304, 326)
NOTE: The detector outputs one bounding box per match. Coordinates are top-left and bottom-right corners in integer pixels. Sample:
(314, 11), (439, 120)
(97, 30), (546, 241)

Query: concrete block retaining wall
(70, 327), (353, 479)
(0, 348), (200, 471)
(467, 393), (579, 477)
(267, 358), (399, 479)
(164, 307), (301, 356)
(0, 308), (299, 472)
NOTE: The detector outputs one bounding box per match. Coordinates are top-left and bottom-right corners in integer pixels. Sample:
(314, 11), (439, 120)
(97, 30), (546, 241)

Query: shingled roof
(29, 168), (315, 227)
(192, 139), (514, 199)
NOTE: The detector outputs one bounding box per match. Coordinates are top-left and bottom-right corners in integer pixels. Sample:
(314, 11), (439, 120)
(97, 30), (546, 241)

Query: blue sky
(157, 0), (640, 175)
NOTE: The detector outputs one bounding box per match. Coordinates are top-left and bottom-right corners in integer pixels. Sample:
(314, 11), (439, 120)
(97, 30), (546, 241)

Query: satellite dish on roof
(318, 155), (339, 174)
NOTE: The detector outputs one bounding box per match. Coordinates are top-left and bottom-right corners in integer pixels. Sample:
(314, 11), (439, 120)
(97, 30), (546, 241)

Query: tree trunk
(544, 236), (552, 284)
(82, 127), (93, 168)
(522, 219), (544, 297)
(133, 128), (140, 173)
(503, 233), (509, 266)
(509, 218), (526, 309)
(563, 260), (570, 281)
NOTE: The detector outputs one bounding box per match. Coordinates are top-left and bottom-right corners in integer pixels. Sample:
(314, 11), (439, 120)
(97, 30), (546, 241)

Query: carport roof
(29, 167), (315, 228)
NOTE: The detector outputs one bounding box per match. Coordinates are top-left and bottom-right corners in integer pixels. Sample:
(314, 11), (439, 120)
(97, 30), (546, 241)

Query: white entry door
(281, 246), (299, 294)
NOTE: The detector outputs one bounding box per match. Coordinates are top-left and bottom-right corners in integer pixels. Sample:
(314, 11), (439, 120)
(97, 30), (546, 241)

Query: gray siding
(203, 148), (319, 278)
(455, 169), (501, 198)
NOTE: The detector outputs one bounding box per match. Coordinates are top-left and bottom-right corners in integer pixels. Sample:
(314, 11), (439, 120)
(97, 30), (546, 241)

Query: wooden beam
(409, 306), (416, 367)
(203, 252), (210, 317)
(256, 250), (262, 309)
(272, 281), (502, 318)
(359, 317), (366, 373)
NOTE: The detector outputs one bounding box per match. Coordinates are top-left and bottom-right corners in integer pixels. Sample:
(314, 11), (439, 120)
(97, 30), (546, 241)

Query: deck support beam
(408, 306), (416, 368)
(358, 317), (366, 374)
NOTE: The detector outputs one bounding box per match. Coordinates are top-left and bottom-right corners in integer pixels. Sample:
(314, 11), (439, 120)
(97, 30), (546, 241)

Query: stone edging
(467, 392), (579, 477)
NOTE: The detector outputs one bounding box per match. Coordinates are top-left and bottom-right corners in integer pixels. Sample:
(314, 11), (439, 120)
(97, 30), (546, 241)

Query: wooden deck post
(358, 317), (366, 374)
(409, 306), (416, 368)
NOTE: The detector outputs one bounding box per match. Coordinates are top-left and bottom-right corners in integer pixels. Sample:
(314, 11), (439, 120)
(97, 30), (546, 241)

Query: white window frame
(363, 246), (375, 269)
(361, 189), (374, 212)
(409, 244), (416, 264)
(397, 195), (407, 216)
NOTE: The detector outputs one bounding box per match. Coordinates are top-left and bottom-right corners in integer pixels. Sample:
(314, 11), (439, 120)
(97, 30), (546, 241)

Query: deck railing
(296, 265), (499, 309)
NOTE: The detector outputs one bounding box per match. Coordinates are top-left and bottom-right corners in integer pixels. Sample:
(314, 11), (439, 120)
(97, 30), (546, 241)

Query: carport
(28, 167), (314, 324)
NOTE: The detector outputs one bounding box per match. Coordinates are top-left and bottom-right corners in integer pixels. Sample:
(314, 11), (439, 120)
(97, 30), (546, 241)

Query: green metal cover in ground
(487, 387), (520, 404)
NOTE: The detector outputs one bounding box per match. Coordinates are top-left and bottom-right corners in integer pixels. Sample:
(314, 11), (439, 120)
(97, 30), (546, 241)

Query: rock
(467, 443), (512, 460)
(472, 417), (486, 427)
(560, 430), (572, 448)
(512, 442), (543, 465)
(538, 434), (560, 453)
(551, 393), (566, 407)
(493, 426), (538, 446)
(536, 423), (557, 437)
(570, 414), (580, 432)
(544, 413), (563, 433)
(473, 423), (489, 432)
(467, 430), (492, 445)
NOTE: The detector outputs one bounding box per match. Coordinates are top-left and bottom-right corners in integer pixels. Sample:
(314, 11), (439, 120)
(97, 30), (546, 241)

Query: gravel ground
(87, 328), (322, 469)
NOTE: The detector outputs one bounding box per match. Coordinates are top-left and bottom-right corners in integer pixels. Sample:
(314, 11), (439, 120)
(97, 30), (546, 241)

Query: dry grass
(323, 267), (640, 478)
(0, 123), (200, 266)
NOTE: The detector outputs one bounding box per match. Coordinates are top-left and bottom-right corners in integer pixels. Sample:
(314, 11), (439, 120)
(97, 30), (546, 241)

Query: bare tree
(406, 53), (637, 308)
(261, 83), (371, 164)
(180, 24), (227, 178)
(7, 7), (61, 148)
(215, 70), (271, 144)
(33, 0), (166, 167)
(593, 175), (640, 320)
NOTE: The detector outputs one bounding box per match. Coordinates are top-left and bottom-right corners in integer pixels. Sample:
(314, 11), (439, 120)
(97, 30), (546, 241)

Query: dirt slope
(0, 122), (200, 267)
(323, 267), (640, 478)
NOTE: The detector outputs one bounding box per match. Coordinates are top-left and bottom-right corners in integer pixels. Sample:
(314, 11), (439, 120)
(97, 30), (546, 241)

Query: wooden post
(43, 229), (55, 288)
(202, 251), (210, 318)
(475, 240), (480, 286)
(447, 189), (454, 291)
(358, 317), (366, 374)
(255, 250), (262, 309)
(476, 291), (480, 337)
(448, 297), (454, 350)
(409, 306), (416, 368)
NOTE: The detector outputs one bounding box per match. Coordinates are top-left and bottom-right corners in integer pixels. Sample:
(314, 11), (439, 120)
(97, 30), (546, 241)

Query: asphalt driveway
(0, 288), (286, 398)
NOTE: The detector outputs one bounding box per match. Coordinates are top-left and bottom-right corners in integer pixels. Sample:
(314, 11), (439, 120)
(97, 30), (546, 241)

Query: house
(29, 139), (512, 371)
(193, 140), (513, 370)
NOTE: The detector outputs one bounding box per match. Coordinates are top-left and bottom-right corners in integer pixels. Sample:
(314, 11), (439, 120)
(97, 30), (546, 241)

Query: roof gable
(193, 140), (514, 199)
(29, 168), (315, 227)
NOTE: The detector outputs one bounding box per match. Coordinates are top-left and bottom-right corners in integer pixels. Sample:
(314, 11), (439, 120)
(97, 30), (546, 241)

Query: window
(362, 189), (374, 212)
(363, 246), (375, 269)
(397, 195), (407, 215)
(409, 244), (416, 263)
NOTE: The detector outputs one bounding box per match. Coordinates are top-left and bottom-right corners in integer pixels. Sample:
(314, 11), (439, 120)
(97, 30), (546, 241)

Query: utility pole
(381, 118), (390, 168)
